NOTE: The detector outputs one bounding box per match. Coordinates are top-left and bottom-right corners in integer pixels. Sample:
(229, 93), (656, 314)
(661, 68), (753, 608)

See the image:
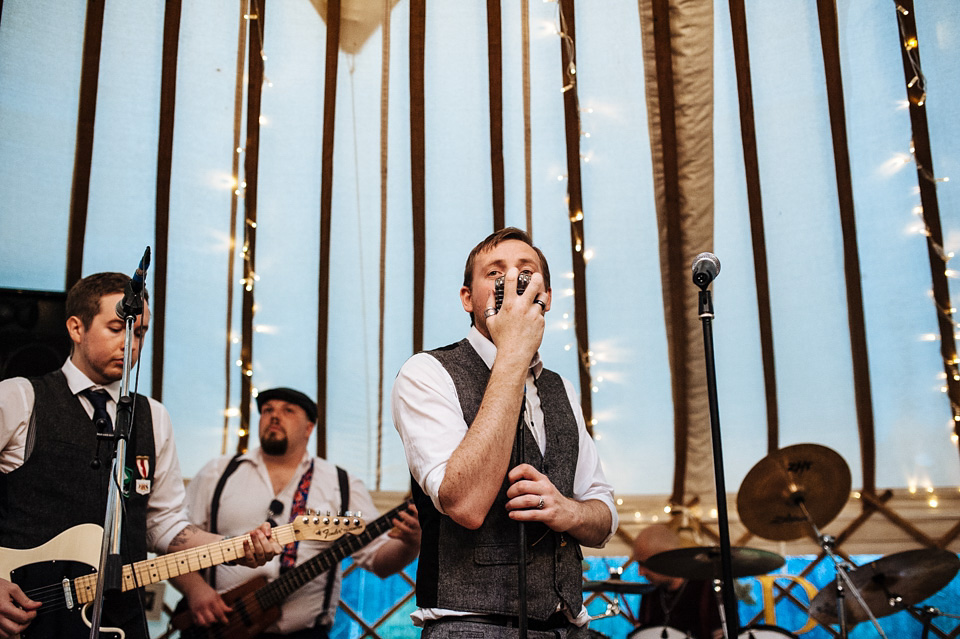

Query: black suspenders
(206, 455), (351, 628)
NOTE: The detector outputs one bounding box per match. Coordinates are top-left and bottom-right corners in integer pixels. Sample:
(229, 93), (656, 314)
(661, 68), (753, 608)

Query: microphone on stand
(692, 252), (721, 288)
(116, 247), (151, 318)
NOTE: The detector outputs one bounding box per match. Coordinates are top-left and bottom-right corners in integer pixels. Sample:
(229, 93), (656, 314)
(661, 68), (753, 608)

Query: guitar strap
(317, 465), (350, 629)
(202, 454), (349, 632)
(208, 452), (244, 589)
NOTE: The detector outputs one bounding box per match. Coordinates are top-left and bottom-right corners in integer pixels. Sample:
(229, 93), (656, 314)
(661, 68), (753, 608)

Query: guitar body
(174, 576), (280, 639)
(0, 516), (357, 639)
(2, 525), (123, 639)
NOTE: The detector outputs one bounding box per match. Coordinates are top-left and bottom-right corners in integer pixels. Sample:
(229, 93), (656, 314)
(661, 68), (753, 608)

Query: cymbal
(810, 549), (960, 625)
(642, 546), (785, 580)
(583, 579), (656, 595)
(737, 443), (851, 541)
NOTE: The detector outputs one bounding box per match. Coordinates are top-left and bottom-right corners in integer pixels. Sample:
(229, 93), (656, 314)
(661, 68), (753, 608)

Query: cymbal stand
(796, 500), (887, 639)
(712, 578), (731, 639)
(911, 605), (960, 639)
(587, 599), (621, 622)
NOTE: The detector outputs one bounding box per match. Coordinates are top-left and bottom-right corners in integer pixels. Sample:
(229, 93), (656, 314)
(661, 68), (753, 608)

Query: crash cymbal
(737, 443), (851, 541)
(643, 546), (785, 580)
(810, 549), (960, 625)
(583, 579), (657, 595)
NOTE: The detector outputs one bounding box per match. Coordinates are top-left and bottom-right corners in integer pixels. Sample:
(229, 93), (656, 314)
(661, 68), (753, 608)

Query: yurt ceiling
(1, 1), (958, 508)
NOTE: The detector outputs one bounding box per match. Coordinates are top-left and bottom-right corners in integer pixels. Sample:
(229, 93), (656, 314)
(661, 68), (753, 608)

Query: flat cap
(255, 387), (318, 423)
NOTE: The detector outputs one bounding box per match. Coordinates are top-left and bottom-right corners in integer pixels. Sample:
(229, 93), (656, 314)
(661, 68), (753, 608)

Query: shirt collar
(250, 446), (313, 471)
(466, 326), (543, 378)
(62, 358), (122, 403)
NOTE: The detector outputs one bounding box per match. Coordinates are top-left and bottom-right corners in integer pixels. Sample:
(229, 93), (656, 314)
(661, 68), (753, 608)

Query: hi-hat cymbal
(643, 546), (785, 580)
(583, 579), (657, 595)
(737, 443), (851, 541)
(809, 548), (960, 625)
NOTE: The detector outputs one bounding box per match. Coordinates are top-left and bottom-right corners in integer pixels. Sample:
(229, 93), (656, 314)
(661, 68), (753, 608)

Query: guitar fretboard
(73, 522), (304, 604)
(258, 503), (408, 608)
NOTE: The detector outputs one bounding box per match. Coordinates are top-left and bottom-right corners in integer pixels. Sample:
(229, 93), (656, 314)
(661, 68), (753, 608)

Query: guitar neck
(259, 503), (407, 608)
(72, 522), (302, 605)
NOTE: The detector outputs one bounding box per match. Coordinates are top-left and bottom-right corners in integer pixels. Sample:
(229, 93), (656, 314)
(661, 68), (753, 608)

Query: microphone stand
(696, 283), (740, 639)
(88, 284), (143, 639)
(516, 397), (528, 639)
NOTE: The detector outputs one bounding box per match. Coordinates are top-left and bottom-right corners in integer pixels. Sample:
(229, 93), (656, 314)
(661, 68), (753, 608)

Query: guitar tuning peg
(343, 510), (354, 517)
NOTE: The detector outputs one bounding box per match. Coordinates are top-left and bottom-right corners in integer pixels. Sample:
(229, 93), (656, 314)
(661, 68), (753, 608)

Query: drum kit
(584, 443), (960, 639)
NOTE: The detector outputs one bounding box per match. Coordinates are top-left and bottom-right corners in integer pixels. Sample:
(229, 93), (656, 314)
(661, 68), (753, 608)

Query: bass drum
(628, 627), (692, 638)
(739, 625), (799, 639)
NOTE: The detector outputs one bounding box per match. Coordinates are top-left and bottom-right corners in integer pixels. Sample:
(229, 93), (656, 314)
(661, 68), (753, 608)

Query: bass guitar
(172, 501), (411, 639)
(0, 513), (364, 639)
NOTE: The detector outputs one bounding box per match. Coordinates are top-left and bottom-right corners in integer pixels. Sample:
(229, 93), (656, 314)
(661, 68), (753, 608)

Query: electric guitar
(171, 501), (411, 639)
(0, 513), (364, 639)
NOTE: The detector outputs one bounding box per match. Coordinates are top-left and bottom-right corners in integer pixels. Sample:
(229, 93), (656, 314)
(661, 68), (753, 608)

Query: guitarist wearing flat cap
(173, 386), (421, 639)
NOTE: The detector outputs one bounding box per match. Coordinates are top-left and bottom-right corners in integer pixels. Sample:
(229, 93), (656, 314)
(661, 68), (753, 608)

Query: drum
(628, 627), (691, 638)
(738, 625), (799, 639)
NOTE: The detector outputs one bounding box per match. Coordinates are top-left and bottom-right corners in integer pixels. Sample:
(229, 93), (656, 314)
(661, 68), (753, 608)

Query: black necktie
(82, 388), (113, 433)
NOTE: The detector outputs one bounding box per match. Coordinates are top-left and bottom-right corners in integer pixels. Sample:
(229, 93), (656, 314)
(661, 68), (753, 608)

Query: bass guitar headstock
(292, 511), (366, 542)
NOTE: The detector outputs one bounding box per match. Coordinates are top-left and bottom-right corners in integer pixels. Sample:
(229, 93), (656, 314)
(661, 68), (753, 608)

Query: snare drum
(738, 625), (798, 639)
(628, 627), (692, 638)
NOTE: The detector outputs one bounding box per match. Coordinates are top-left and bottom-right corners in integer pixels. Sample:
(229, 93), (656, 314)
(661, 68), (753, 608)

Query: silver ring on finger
(533, 299), (546, 313)
(537, 496), (545, 510)
(484, 307), (498, 318)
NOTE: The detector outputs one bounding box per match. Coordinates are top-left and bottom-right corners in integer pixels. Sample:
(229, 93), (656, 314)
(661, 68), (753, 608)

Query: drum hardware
(583, 579), (658, 596)
(737, 625), (799, 638)
(587, 599), (620, 622)
(737, 444), (886, 639)
(628, 626), (691, 638)
(809, 549), (960, 627)
(736, 443), (851, 542)
(642, 546), (785, 581)
(583, 577), (654, 624)
(910, 604), (960, 639)
(641, 543), (785, 639)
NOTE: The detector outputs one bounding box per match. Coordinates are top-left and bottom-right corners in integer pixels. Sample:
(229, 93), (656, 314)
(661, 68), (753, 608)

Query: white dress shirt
(0, 359), (192, 553)
(391, 327), (618, 625)
(184, 448), (389, 633)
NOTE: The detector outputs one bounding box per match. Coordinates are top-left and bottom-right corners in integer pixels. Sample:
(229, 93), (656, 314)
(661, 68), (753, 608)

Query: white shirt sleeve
(391, 352), (468, 513)
(144, 397), (194, 553)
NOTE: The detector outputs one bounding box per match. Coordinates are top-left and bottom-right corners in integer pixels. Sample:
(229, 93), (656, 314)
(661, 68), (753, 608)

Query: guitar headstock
(291, 512), (366, 542)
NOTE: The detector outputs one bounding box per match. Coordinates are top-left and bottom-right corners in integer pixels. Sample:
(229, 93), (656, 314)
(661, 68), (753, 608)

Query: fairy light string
(894, 2), (959, 476)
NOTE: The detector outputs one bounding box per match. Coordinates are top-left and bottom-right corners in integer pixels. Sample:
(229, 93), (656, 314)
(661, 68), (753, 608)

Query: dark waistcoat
(412, 339), (584, 620)
(0, 370), (157, 639)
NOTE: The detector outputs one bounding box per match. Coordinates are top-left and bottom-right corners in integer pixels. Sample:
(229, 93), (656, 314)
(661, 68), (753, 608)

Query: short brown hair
(65, 272), (149, 328)
(462, 227), (551, 290)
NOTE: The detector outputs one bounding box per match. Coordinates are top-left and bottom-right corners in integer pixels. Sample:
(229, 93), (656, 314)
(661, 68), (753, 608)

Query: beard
(261, 431), (288, 456)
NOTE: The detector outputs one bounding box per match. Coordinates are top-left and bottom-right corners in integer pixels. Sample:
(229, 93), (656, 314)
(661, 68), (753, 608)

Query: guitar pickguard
(11, 559), (119, 639)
